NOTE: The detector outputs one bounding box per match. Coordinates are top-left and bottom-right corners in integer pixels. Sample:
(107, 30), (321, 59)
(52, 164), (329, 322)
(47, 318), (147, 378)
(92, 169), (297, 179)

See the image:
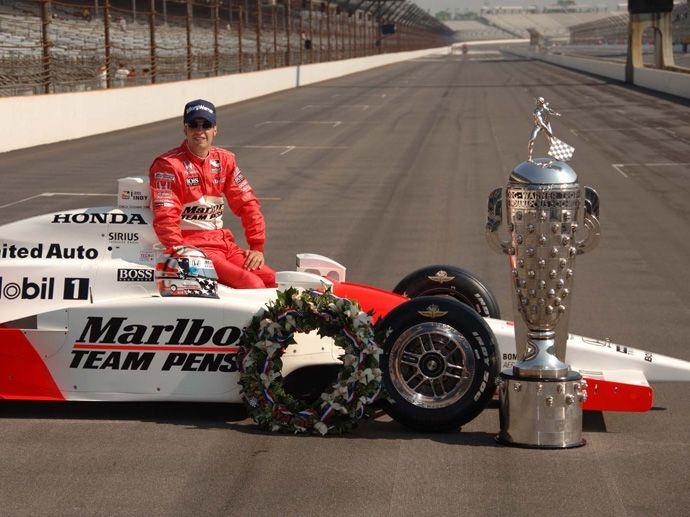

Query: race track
(1, 50), (690, 516)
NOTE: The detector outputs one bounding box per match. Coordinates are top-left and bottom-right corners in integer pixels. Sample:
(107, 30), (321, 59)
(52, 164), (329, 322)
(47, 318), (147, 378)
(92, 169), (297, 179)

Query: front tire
(377, 296), (499, 432)
(393, 265), (501, 319)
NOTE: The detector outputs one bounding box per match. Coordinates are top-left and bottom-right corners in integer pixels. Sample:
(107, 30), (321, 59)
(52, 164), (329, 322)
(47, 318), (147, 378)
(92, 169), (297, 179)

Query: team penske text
(69, 350), (239, 372)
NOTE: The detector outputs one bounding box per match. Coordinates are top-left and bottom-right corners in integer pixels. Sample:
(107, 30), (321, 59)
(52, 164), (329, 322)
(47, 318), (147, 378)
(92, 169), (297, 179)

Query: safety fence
(0, 0), (453, 95)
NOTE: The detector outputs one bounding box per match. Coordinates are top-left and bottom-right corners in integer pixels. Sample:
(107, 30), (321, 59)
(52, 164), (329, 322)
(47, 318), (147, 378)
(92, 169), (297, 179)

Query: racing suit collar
(182, 140), (212, 163)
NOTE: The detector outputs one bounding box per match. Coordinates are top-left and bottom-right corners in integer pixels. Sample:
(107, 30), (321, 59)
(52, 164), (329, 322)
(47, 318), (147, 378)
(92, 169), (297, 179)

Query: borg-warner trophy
(486, 98), (600, 448)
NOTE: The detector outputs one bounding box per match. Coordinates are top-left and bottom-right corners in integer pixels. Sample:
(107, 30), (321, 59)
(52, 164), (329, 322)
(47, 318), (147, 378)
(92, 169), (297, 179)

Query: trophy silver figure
(527, 97), (574, 163)
(486, 98), (600, 448)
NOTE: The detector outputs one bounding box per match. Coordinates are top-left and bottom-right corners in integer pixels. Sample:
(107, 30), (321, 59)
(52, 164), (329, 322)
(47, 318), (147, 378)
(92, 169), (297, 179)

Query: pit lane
(1, 49), (690, 516)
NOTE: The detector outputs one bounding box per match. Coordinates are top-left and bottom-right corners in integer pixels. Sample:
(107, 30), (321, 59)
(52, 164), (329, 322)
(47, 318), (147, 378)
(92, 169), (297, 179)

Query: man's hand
(244, 249), (265, 271)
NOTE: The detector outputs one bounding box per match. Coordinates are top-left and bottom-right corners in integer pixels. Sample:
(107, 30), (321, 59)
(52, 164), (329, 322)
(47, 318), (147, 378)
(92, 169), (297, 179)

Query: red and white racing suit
(149, 141), (276, 288)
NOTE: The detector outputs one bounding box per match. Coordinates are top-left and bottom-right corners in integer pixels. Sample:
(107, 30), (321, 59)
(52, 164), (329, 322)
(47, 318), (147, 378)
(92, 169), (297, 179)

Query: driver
(149, 99), (276, 289)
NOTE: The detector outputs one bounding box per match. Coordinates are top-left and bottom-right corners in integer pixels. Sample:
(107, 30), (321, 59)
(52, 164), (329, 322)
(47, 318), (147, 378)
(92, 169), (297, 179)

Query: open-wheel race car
(2, 177), (690, 433)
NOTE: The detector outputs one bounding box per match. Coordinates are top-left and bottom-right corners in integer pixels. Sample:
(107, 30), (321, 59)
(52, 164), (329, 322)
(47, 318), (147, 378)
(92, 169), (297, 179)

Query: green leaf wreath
(238, 287), (383, 435)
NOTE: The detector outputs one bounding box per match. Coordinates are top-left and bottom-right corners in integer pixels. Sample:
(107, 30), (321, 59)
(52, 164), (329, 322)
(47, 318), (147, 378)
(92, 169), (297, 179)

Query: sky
(411, 1), (626, 16)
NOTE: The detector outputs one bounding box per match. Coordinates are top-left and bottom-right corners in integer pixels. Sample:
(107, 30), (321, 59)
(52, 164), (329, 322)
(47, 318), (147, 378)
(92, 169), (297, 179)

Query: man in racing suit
(149, 99), (276, 289)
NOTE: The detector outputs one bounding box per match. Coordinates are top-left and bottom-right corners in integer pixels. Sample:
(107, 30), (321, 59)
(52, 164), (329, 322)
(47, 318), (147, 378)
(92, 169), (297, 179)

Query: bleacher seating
(482, 12), (616, 41)
(444, 20), (513, 42)
(569, 3), (690, 45)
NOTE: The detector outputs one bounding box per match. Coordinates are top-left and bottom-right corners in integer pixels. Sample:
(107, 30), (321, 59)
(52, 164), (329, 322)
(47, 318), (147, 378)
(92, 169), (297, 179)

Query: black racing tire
(377, 296), (499, 432)
(393, 265), (501, 319)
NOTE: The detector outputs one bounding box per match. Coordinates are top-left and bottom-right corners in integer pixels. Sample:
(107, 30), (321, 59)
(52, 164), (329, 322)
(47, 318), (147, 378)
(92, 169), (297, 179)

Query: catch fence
(0, 0), (453, 95)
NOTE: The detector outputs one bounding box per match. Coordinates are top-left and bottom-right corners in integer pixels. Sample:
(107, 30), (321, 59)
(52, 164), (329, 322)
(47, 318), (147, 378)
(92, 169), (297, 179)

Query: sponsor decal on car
(69, 316), (241, 372)
(1, 243), (98, 259)
(75, 316), (241, 346)
(51, 212), (147, 225)
(117, 268), (154, 282)
(139, 249), (158, 264)
(108, 232), (139, 244)
(502, 352), (518, 369)
(119, 190), (149, 204)
(0, 276), (90, 300)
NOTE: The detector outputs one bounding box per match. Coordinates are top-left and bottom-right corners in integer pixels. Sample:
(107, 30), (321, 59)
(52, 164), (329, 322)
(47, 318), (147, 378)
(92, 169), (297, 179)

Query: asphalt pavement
(1, 50), (690, 516)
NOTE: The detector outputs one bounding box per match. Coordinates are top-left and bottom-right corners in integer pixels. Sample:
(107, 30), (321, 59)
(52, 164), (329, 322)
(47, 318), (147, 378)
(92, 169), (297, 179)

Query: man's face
(184, 118), (217, 156)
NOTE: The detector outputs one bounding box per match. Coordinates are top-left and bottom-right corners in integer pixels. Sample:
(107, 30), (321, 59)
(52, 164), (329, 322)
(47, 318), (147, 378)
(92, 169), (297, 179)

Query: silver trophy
(486, 99), (600, 448)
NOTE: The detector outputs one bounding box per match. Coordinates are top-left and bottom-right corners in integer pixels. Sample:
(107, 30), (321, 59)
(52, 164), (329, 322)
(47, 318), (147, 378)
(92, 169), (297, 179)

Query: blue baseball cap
(183, 99), (216, 125)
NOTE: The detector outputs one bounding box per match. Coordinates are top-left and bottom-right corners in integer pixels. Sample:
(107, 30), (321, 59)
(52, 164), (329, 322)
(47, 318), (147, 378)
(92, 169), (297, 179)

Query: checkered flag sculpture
(527, 97), (575, 162)
(548, 136), (575, 162)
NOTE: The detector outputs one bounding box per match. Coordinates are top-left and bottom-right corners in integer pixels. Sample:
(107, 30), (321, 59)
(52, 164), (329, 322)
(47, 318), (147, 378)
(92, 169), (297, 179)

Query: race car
(1, 177), (690, 432)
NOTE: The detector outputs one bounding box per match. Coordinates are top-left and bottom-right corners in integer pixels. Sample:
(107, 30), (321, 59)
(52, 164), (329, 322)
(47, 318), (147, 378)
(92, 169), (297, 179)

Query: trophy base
(496, 369), (586, 449)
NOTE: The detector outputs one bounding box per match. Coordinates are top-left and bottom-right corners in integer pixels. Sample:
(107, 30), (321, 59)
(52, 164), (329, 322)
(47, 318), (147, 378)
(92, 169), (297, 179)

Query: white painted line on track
(570, 128), (588, 142)
(612, 162), (690, 178)
(230, 144), (347, 155)
(573, 127), (646, 131)
(571, 126), (685, 133)
(255, 121), (343, 128)
(0, 192), (114, 210)
(612, 164), (628, 177)
(301, 104), (369, 110)
(238, 145), (297, 155)
(331, 93), (387, 98)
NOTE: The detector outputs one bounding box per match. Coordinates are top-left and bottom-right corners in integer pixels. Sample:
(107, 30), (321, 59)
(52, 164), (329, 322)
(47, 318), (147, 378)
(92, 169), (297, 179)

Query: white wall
(509, 47), (690, 100)
(0, 47), (448, 154)
(3, 45), (686, 154)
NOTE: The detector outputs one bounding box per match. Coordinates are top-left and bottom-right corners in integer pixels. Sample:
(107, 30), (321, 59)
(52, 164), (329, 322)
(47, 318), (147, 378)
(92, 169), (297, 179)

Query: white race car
(1, 177), (689, 432)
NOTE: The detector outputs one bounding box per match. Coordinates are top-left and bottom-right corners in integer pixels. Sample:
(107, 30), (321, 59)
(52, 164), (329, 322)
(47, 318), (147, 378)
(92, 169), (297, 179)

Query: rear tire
(393, 265), (501, 319)
(377, 296), (499, 432)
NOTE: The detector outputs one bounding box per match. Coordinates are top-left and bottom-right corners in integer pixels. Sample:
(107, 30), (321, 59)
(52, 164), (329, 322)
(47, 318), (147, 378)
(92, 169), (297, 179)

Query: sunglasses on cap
(186, 121), (214, 129)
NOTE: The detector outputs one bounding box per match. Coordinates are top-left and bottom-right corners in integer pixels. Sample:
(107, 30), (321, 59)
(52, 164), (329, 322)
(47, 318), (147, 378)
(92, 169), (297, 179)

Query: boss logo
(117, 268), (155, 282)
(186, 177), (200, 186)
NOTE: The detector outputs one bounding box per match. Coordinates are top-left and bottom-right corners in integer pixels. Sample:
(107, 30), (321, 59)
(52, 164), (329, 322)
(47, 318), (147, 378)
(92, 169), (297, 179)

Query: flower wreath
(238, 287), (382, 435)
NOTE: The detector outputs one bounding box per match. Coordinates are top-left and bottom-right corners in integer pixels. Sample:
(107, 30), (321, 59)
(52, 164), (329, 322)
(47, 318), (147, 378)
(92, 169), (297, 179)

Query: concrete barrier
(0, 47), (447, 154)
(4, 45), (686, 154)
(508, 47), (690, 101)
(634, 65), (690, 99)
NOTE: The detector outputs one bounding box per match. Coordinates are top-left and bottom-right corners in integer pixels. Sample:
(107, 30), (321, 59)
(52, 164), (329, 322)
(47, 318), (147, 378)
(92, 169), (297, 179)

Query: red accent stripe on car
(331, 281), (407, 322)
(0, 328), (64, 400)
(581, 377), (654, 412)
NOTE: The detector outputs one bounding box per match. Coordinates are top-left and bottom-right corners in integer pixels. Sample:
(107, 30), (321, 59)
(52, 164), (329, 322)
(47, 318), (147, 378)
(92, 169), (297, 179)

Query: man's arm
(545, 104), (561, 117)
(224, 164), (267, 253)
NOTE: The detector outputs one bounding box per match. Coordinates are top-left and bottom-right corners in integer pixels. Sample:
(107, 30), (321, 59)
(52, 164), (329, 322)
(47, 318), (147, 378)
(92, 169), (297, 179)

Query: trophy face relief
(507, 184), (581, 331)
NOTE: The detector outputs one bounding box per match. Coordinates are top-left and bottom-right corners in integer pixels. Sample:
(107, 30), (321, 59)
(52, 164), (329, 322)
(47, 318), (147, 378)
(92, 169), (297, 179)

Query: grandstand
(447, 3), (690, 49)
(0, 0), (454, 95)
(483, 12), (616, 41)
(569, 2), (690, 45)
(2, 0), (689, 96)
(444, 6), (622, 43)
(444, 20), (514, 42)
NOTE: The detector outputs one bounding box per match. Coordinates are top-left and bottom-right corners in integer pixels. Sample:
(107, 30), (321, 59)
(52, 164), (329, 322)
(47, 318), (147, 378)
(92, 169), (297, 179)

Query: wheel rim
(388, 322), (475, 409)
